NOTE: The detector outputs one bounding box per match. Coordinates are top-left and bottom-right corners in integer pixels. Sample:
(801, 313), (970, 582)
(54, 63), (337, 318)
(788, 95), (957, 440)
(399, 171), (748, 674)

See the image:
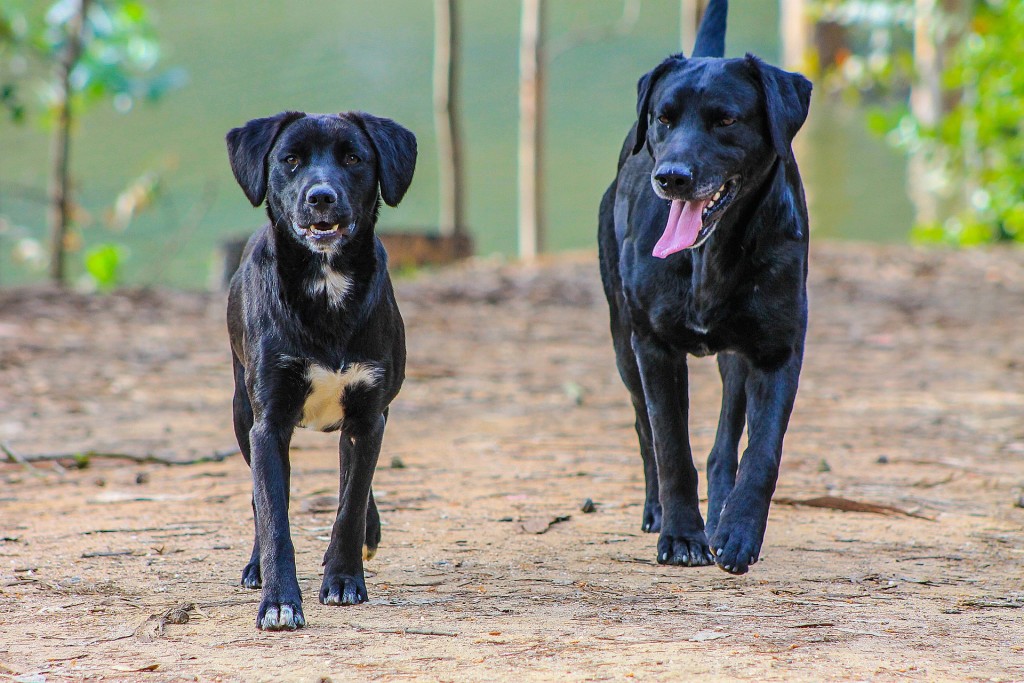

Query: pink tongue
(653, 199), (708, 259)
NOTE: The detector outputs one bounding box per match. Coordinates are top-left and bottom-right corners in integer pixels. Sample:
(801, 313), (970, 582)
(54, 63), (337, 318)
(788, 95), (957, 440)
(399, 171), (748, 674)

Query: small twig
(958, 597), (1024, 609)
(348, 623), (458, 637)
(1, 443), (239, 467)
(81, 550), (135, 558)
(81, 527), (168, 535)
(0, 442), (45, 477)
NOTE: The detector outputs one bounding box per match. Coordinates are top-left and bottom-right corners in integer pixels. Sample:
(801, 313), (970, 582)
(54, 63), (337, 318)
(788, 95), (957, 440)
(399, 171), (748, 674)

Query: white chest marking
(300, 362), (381, 431)
(308, 268), (352, 307)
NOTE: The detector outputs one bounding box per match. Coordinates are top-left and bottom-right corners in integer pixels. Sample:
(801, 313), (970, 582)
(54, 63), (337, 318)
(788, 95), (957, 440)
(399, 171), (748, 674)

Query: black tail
(692, 0), (727, 58)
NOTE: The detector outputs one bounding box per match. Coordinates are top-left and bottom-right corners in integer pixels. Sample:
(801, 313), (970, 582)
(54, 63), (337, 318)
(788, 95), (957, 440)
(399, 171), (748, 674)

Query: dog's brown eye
(719, 117), (736, 127)
(657, 115), (670, 125)
(344, 154), (360, 166)
(284, 155), (299, 166)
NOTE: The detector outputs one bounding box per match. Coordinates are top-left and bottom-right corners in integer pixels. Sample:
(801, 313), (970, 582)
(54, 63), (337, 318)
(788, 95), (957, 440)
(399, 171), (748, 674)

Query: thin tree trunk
(48, 0), (90, 286)
(780, 0), (810, 70)
(433, 0), (464, 238)
(517, 0), (544, 260)
(680, 0), (707, 53)
(909, 0), (966, 227)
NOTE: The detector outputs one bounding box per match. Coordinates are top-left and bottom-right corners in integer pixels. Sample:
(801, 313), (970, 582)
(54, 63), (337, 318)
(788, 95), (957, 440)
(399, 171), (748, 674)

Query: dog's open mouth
(293, 221), (354, 242)
(652, 177), (740, 258)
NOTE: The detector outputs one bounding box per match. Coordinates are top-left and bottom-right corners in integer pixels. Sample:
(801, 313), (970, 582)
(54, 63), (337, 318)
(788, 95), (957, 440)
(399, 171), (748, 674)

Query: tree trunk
(909, 0), (967, 227)
(517, 0), (544, 260)
(680, 0), (708, 53)
(433, 0), (465, 238)
(48, 0), (90, 286)
(780, 0), (810, 70)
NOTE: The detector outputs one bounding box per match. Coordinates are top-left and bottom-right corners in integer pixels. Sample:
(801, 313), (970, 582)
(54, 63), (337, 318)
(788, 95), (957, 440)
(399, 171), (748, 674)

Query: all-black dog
(598, 0), (812, 574)
(225, 111), (415, 630)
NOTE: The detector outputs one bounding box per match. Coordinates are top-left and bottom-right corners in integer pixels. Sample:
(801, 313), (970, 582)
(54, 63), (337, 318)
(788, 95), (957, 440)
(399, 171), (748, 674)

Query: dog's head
(226, 111), (417, 254)
(632, 55), (811, 257)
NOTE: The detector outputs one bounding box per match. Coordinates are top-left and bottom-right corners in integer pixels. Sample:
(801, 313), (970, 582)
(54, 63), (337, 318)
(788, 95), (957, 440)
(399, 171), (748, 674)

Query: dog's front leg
(704, 352), (750, 540)
(320, 413), (385, 606)
(249, 420), (304, 630)
(709, 351), (802, 574)
(631, 333), (714, 567)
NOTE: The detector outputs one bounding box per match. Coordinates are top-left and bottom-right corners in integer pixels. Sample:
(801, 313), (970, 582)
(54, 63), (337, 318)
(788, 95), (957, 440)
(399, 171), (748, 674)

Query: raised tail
(692, 0), (728, 58)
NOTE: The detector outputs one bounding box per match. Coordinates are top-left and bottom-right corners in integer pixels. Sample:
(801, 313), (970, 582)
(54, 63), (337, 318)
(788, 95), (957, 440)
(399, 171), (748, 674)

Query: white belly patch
(300, 361), (381, 431)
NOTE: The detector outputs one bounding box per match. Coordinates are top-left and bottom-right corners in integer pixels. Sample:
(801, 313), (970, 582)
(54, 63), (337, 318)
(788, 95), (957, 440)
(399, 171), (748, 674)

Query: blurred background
(0, 0), (1014, 289)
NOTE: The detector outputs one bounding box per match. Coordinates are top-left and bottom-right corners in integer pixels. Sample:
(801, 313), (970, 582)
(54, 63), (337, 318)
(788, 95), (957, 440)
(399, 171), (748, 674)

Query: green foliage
(43, 0), (185, 113)
(927, 0), (1024, 243)
(0, 0), (184, 285)
(811, 0), (916, 101)
(0, 0), (29, 121)
(83, 242), (125, 290)
(1, 0), (185, 120)
(813, 0), (1024, 245)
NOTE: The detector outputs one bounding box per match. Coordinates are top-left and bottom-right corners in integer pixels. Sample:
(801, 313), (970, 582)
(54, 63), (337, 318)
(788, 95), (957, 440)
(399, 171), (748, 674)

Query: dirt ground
(1, 242), (1023, 682)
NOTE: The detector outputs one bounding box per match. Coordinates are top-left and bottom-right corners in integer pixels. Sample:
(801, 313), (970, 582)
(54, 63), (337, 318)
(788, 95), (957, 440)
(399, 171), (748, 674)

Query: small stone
(135, 472), (150, 485)
(580, 498), (596, 513)
(817, 459), (831, 473)
(390, 456), (405, 469)
(1014, 495), (1024, 509)
(876, 454), (890, 464)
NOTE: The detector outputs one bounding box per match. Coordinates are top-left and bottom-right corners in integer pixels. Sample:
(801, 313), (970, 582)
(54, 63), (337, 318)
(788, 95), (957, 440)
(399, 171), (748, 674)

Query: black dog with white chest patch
(598, 0), (812, 574)
(225, 111), (415, 630)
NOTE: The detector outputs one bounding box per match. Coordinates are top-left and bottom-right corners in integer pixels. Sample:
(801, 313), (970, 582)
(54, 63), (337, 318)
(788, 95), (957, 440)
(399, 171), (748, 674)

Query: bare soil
(1, 243), (1023, 682)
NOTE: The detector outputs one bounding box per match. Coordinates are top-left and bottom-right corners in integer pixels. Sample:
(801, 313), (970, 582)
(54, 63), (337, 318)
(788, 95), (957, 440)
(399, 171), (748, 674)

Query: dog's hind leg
(615, 331), (662, 532)
(709, 350), (802, 575)
(362, 407), (388, 560)
(231, 355), (262, 590)
(704, 352), (749, 539)
(604, 273), (662, 531)
(320, 413), (385, 606)
(363, 488), (381, 560)
(631, 395), (661, 533)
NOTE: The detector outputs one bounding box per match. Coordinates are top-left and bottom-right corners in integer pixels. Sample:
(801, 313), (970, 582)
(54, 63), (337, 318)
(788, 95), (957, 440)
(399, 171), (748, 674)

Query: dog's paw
(656, 531), (714, 566)
(240, 560), (262, 589)
(257, 599), (305, 631)
(709, 521), (763, 575)
(320, 573), (368, 606)
(641, 501), (663, 533)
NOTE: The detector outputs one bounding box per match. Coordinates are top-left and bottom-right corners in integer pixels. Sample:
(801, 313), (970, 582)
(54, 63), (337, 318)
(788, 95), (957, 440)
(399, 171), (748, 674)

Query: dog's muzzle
(651, 176), (740, 258)
(292, 220), (356, 251)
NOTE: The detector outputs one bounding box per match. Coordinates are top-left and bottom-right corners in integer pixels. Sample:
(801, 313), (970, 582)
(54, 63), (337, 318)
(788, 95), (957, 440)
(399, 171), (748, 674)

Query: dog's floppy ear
(226, 111), (305, 206)
(632, 55), (684, 156)
(346, 112), (418, 207)
(746, 55), (812, 160)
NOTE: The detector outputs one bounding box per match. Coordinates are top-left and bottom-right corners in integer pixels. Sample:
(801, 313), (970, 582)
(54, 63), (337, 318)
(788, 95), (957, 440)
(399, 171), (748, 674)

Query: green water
(0, 0), (912, 288)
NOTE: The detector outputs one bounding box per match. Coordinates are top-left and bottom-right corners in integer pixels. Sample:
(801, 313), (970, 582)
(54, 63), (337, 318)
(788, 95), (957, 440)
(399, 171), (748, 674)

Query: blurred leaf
(84, 243), (126, 290)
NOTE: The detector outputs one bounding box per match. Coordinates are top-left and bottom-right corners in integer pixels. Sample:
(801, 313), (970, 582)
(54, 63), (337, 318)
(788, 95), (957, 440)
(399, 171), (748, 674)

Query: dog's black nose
(305, 184), (337, 207)
(654, 166), (694, 193)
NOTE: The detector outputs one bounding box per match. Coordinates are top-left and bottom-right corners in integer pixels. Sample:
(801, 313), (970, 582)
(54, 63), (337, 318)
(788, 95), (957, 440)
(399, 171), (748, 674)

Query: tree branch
(0, 442), (239, 467)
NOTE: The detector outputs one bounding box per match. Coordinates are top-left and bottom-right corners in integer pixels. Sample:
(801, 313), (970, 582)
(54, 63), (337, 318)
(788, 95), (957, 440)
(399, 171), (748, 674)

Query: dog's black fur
(598, 0), (812, 574)
(225, 111), (416, 630)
